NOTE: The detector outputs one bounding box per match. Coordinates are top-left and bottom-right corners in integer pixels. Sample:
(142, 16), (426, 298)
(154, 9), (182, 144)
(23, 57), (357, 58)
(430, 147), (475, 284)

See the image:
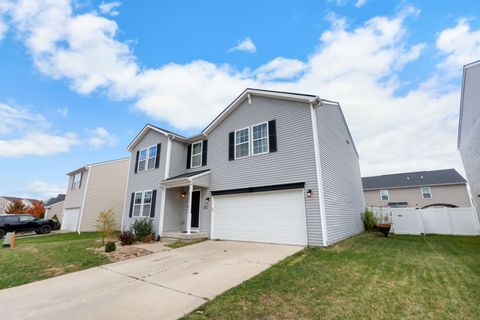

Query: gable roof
(45, 194), (66, 206)
(362, 169), (467, 190)
(127, 88), (358, 156)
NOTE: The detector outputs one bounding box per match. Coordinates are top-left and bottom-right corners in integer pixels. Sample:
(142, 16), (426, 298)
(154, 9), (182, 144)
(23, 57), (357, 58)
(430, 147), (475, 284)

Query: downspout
(310, 100), (328, 246)
(158, 136), (173, 238)
(76, 166), (91, 234)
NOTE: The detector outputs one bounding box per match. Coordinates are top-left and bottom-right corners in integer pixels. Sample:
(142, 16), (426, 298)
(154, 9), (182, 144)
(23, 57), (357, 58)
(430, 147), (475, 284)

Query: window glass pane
(133, 205), (141, 217)
(235, 129), (249, 144)
(192, 142), (202, 155)
(144, 191), (152, 204)
(142, 204), (151, 216)
(138, 160), (146, 171)
(253, 138), (268, 154)
(253, 123), (267, 140)
(134, 192), (143, 204)
(149, 146), (157, 158)
(20, 216), (33, 222)
(192, 154), (202, 167)
(147, 158), (155, 169)
(236, 143), (249, 158)
(139, 149), (147, 160)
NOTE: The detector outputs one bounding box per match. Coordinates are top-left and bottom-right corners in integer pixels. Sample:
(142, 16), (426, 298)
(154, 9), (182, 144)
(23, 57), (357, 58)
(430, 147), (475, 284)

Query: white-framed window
(72, 172), (82, 190)
(138, 145), (157, 172)
(235, 127), (250, 159)
(421, 186), (432, 199)
(133, 190), (153, 217)
(191, 141), (203, 168)
(252, 122), (269, 155)
(380, 189), (389, 201)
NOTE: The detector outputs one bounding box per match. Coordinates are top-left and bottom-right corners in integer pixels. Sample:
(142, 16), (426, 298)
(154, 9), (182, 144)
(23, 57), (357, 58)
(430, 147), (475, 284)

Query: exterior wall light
(306, 189), (312, 198)
(181, 192), (186, 198)
(205, 197), (210, 204)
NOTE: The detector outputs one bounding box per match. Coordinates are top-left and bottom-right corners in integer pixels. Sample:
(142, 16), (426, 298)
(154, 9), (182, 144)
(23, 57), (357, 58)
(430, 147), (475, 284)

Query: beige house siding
(364, 184), (471, 208)
(79, 159), (130, 232)
(63, 169), (89, 210)
(45, 201), (64, 221)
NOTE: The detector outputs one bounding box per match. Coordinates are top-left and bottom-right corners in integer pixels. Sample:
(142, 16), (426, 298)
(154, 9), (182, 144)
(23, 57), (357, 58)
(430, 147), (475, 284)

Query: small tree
(27, 200), (46, 219)
(96, 209), (116, 245)
(5, 200), (28, 214)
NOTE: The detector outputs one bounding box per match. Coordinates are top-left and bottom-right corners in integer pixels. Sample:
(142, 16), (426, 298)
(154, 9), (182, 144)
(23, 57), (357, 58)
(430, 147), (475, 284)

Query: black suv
(0, 214), (61, 238)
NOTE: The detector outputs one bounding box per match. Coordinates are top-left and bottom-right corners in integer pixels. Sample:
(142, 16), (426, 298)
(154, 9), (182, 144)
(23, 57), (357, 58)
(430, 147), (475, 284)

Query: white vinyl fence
(369, 207), (480, 236)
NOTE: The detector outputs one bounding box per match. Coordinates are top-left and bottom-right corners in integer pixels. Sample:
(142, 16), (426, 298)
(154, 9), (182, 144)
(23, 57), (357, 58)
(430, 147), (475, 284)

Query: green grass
(166, 239), (206, 249)
(0, 232), (108, 289)
(184, 233), (480, 320)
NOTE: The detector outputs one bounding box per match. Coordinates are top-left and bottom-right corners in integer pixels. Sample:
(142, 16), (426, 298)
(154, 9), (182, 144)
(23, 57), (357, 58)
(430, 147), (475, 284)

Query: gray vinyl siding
(196, 96), (323, 246)
(459, 63), (480, 215)
(316, 104), (365, 245)
(163, 187), (187, 232)
(63, 169), (88, 210)
(169, 140), (188, 178)
(123, 130), (169, 235)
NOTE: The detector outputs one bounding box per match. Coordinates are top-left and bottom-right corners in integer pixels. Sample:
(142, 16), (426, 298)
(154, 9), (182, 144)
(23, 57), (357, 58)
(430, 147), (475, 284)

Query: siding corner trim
(310, 103), (328, 246)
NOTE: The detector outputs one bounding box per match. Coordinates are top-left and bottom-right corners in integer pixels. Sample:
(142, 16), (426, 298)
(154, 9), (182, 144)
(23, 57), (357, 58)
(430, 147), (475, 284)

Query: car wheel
(38, 225), (52, 234)
(0, 229), (5, 239)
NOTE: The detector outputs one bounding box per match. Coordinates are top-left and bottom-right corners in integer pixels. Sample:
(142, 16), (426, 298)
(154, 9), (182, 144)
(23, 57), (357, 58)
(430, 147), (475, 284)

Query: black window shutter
(129, 193), (134, 217)
(150, 190), (157, 218)
(155, 143), (161, 169)
(186, 144), (192, 169)
(228, 132), (235, 161)
(134, 151), (140, 173)
(202, 139), (208, 166)
(268, 120), (277, 153)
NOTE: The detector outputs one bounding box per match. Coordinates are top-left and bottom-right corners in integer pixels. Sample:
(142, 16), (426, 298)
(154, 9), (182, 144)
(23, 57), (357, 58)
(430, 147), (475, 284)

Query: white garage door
(62, 208), (80, 231)
(212, 189), (307, 245)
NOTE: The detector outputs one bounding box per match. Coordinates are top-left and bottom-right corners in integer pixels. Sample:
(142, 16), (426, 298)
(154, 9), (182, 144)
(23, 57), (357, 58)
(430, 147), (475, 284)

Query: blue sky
(0, 0), (479, 199)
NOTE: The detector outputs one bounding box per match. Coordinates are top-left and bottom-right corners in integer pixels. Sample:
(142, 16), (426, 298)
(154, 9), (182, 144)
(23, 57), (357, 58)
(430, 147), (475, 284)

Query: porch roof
(162, 169), (210, 188)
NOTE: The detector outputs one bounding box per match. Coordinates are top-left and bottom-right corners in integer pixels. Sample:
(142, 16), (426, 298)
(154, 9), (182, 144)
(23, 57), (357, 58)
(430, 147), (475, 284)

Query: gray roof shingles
(164, 169), (210, 181)
(362, 169), (466, 190)
(45, 194), (66, 206)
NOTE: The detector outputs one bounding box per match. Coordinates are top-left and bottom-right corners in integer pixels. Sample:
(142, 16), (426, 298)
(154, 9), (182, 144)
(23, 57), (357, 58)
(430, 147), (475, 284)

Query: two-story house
(363, 169), (471, 208)
(458, 60), (480, 216)
(122, 88), (365, 246)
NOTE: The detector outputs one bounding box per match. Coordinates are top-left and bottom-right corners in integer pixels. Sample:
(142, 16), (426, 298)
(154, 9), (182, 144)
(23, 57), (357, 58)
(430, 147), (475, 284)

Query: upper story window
(138, 145), (157, 172)
(421, 186), (432, 199)
(191, 141), (203, 168)
(252, 122), (269, 155)
(235, 128), (250, 159)
(133, 190), (152, 217)
(72, 172), (82, 190)
(380, 189), (389, 201)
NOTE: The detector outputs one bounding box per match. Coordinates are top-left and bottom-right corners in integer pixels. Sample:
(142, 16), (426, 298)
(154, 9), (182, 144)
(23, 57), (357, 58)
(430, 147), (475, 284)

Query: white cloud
(436, 18), (480, 74)
(228, 37), (256, 53)
(87, 127), (117, 149)
(27, 181), (66, 199)
(99, 1), (121, 16)
(57, 107), (68, 117)
(0, 1), (475, 175)
(355, 0), (367, 8)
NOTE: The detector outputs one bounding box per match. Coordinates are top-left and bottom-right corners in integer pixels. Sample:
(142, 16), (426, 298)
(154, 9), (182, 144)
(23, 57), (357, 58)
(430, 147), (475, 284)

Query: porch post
(186, 182), (193, 235)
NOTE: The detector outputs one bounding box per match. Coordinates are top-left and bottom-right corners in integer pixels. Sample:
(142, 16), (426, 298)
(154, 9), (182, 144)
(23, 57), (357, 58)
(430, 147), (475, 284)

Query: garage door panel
(62, 208), (80, 232)
(213, 190), (307, 245)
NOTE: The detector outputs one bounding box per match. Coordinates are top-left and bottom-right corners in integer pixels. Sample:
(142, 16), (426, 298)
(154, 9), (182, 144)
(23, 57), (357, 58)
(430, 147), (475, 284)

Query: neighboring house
(62, 158), (130, 232)
(44, 194), (66, 221)
(122, 88), (365, 246)
(0, 196), (35, 213)
(363, 169), (471, 208)
(458, 60), (480, 215)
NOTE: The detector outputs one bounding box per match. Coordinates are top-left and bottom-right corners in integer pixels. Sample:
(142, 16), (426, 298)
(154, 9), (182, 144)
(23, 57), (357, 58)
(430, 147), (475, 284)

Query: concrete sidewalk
(0, 240), (303, 320)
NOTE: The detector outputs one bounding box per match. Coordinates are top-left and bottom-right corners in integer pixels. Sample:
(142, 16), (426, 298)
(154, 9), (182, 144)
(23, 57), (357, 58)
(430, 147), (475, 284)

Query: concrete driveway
(0, 240), (302, 320)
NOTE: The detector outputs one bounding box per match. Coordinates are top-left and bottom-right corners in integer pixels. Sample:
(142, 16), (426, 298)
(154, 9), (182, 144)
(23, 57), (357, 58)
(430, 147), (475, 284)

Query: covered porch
(160, 170), (211, 239)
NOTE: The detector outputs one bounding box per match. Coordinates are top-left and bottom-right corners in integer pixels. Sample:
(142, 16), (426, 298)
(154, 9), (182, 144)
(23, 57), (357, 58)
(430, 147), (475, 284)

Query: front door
(191, 191), (200, 229)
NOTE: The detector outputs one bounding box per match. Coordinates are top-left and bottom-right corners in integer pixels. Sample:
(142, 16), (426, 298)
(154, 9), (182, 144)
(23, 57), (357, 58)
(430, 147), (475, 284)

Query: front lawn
(185, 233), (480, 319)
(0, 232), (108, 289)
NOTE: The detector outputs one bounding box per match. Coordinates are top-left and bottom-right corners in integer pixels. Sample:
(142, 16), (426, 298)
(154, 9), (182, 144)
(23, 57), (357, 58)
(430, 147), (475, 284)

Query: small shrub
(51, 214), (59, 221)
(143, 234), (154, 243)
(132, 218), (153, 242)
(119, 230), (135, 245)
(105, 241), (116, 253)
(363, 208), (376, 231)
(96, 209), (116, 245)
